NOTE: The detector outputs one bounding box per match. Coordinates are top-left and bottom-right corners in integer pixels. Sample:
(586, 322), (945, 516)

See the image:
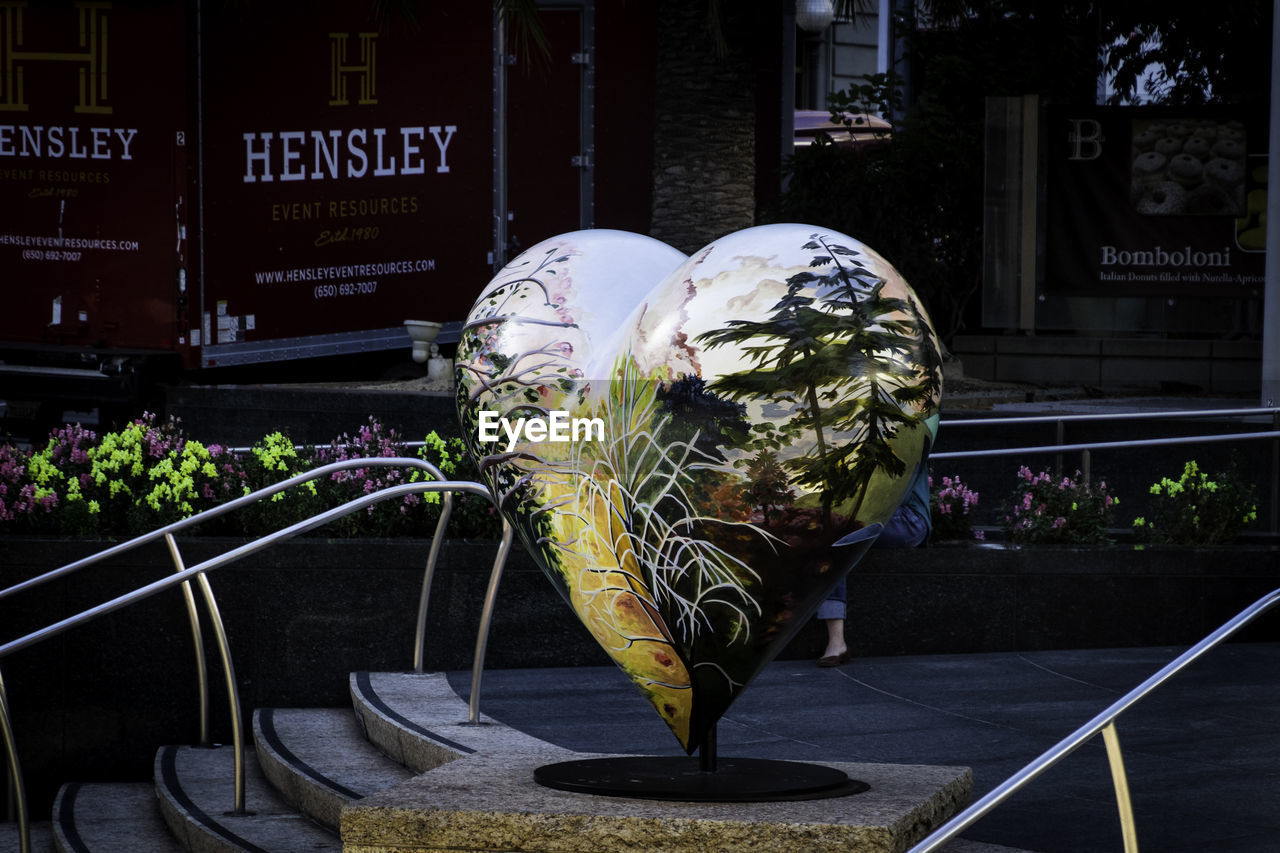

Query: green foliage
(0, 417), (503, 540)
(771, 72), (982, 345)
(696, 234), (937, 526)
(741, 450), (795, 521)
(1002, 466), (1117, 546)
(1132, 460), (1258, 546)
(1097, 1), (1270, 106)
(775, 2), (1269, 343)
(575, 357), (766, 649)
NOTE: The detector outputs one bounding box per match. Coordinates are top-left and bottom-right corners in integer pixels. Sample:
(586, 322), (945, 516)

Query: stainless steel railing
(1, 461), (511, 853)
(937, 405), (1280, 531)
(0, 458), (453, 755)
(907, 586), (1280, 853)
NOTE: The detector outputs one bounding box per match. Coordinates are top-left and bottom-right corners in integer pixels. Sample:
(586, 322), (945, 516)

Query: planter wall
(2, 536), (1276, 816)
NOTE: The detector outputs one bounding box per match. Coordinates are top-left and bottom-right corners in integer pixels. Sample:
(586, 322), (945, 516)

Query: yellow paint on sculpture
(543, 475), (694, 747)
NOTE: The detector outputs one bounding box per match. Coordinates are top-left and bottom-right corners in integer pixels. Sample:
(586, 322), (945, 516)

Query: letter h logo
(328, 32), (377, 106)
(0, 1), (112, 113)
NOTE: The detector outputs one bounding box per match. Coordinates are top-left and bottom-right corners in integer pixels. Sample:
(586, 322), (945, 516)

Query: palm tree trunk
(649, 0), (759, 253)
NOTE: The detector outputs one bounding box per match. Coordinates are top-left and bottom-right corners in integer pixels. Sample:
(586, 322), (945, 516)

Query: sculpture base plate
(534, 756), (869, 802)
(342, 749), (981, 853)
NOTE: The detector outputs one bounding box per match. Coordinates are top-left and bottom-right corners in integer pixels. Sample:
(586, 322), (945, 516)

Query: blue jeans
(817, 505), (929, 620)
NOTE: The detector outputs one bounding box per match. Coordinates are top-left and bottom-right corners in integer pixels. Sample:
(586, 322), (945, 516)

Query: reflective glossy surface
(456, 224), (942, 754)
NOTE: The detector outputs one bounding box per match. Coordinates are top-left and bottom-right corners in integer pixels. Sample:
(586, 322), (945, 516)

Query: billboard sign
(0, 0), (188, 353)
(1044, 105), (1265, 298)
(197, 3), (493, 365)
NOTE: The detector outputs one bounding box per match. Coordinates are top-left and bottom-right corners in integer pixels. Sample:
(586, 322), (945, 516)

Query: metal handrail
(0, 456), (454, 809)
(931, 427), (1280, 536)
(0, 458), (454, 717)
(931, 429), (1280, 462)
(937, 404), (1280, 532)
(0, 456), (450, 602)
(907, 586), (1280, 853)
(941, 405), (1280, 428)
(1, 472), (511, 853)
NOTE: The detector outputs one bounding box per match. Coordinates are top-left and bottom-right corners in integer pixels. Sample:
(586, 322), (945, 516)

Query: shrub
(0, 417), (504, 540)
(311, 417), (441, 538)
(929, 473), (981, 541)
(1002, 466), (1117, 545)
(1132, 460), (1258, 545)
(0, 440), (59, 531)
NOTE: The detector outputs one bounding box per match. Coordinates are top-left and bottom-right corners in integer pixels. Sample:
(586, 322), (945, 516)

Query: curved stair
(0, 822), (53, 853)
(3, 670), (1019, 852)
(348, 670), (551, 772)
(52, 782), (183, 853)
(0, 670), (557, 853)
(251, 707), (414, 831)
(153, 745), (339, 853)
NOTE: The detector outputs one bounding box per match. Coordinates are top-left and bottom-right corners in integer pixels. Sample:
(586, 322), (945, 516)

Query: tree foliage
(770, 0), (1270, 344)
(696, 236), (937, 527)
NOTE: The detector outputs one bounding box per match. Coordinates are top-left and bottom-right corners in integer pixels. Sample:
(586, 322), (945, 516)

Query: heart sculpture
(456, 224), (942, 756)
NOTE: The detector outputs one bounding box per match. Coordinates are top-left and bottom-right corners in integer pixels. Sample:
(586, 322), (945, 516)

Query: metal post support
(413, 493), (453, 673)
(166, 535), (211, 745)
(166, 535), (247, 814)
(1055, 418), (1065, 477)
(907, 587), (1280, 853)
(1272, 412), (1279, 534)
(194, 571), (246, 814)
(699, 724), (718, 773)
(1101, 722), (1140, 853)
(468, 522), (515, 724)
(0, 669), (30, 853)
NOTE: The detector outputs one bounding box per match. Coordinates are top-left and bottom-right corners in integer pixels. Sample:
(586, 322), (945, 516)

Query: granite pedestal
(341, 746), (972, 853)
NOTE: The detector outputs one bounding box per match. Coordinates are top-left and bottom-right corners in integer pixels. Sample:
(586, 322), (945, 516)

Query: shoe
(816, 650), (851, 668)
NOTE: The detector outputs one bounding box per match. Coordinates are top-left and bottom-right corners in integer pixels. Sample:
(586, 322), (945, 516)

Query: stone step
(51, 781), (183, 853)
(251, 707), (415, 831)
(153, 744), (339, 853)
(348, 670), (550, 773)
(0, 821), (54, 853)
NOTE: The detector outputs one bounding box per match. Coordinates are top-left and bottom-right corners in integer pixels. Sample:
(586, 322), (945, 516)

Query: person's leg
(816, 579), (848, 664)
(821, 617), (846, 660)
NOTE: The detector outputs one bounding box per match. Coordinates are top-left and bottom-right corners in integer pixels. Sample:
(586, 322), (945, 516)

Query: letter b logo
(1068, 119), (1103, 161)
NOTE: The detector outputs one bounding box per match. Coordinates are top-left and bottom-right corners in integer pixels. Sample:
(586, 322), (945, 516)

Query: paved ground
(451, 640), (1280, 852)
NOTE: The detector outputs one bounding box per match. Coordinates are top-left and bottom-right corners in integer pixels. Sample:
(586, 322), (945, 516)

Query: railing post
(1101, 722), (1139, 853)
(166, 535), (211, 746)
(1081, 448), (1091, 486)
(194, 572), (247, 815)
(906, 587), (1280, 853)
(468, 522), (515, 725)
(0, 668), (30, 853)
(1271, 411), (1279, 534)
(414, 493), (453, 673)
(1055, 418), (1065, 477)
(165, 536), (246, 814)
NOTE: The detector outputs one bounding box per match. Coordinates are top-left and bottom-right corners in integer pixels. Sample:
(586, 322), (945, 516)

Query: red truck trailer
(0, 0), (657, 435)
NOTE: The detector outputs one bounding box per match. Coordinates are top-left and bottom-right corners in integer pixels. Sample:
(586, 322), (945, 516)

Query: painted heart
(456, 224), (941, 755)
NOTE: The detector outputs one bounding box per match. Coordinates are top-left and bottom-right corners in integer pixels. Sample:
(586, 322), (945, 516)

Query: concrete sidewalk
(450, 641), (1280, 852)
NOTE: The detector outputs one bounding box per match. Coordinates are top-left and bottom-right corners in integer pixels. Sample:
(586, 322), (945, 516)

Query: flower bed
(1, 414), (501, 539)
(0, 414), (1262, 549)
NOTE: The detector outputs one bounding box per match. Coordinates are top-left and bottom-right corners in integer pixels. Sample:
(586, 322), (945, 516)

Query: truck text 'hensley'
(241, 126), (457, 182)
